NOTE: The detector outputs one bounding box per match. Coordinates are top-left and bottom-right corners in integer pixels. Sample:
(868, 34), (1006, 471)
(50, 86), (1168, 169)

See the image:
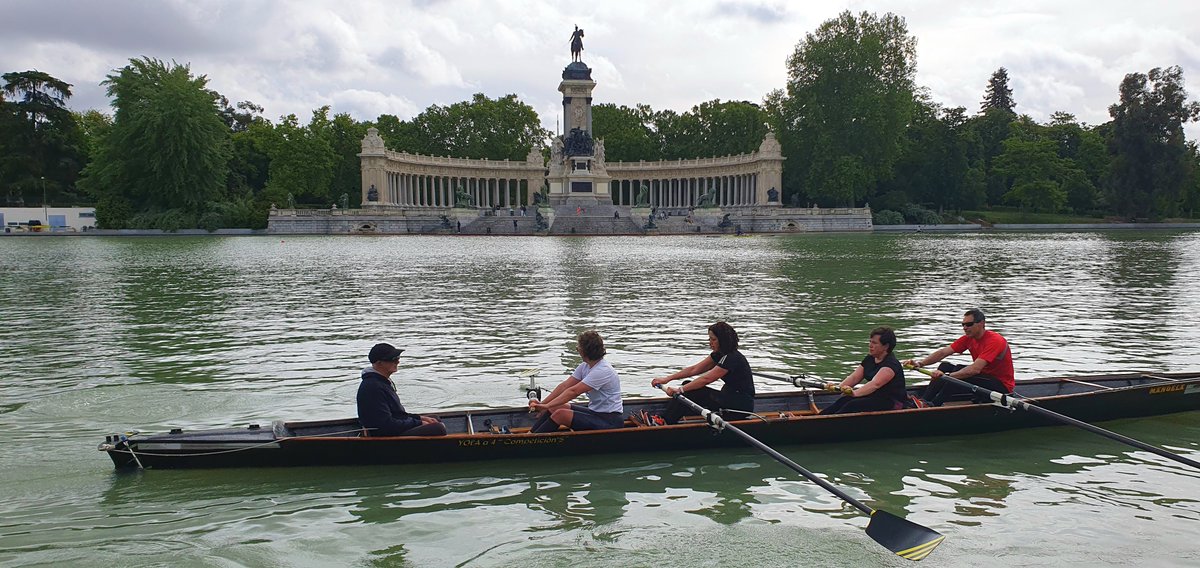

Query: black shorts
(569, 404), (624, 430)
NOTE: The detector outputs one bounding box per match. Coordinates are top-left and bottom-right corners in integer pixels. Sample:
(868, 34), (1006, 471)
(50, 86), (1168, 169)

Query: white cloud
(335, 89), (421, 120)
(1, 0), (1198, 140)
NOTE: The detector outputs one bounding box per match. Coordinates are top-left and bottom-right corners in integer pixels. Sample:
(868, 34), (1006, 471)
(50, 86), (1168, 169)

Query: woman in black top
(819, 326), (907, 415)
(651, 322), (755, 424)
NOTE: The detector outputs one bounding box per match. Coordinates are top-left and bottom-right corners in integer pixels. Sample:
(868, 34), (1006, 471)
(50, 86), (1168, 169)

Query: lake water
(1, 232), (1198, 567)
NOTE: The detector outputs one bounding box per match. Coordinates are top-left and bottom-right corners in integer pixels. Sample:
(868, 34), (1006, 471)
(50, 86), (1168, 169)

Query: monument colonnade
(604, 132), (784, 209)
(360, 128), (785, 211)
(360, 129), (545, 210)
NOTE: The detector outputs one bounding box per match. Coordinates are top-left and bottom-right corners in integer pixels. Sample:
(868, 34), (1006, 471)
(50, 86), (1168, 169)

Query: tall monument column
(546, 49), (612, 206)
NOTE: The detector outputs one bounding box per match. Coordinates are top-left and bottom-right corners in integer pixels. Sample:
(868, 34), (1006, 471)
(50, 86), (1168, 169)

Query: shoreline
(4, 222), (1200, 237)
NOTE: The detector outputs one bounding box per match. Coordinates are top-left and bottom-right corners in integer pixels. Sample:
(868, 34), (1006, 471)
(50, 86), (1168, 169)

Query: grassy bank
(960, 210), (1109, 224)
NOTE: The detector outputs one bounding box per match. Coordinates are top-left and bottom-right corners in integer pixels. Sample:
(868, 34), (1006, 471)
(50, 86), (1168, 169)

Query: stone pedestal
(547, 61), (612, 207)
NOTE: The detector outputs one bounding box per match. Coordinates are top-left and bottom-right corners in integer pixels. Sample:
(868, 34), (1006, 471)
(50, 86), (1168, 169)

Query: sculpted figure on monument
(767, 187), (779, 203)
(563, 128), (594, 157)
(455, 186), (474, 207)
(367, 184), (379, 202)
(635, 185), (649, 207)
(570, 25), (585, 62)
(550, 137), (563, 164)
(696, 188), (717, 209)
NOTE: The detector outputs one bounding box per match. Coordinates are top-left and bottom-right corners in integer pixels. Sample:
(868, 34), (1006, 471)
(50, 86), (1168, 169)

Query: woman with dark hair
(650, 322), (755, 424)
(818, 326), (907, 415)
(528, 330), (624, 433)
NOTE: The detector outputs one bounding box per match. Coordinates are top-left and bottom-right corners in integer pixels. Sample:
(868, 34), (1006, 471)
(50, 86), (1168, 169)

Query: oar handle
(655, 384), (874, 515)
(910, 366), (1200, 471)
(756, 372), (828, 390)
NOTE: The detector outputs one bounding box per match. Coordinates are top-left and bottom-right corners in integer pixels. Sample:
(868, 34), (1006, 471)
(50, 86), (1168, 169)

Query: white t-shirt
(573, 359), (623, 414)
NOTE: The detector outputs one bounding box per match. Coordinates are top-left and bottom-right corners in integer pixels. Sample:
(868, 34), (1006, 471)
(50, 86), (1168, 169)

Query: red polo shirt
(950, 330), (1014, 392)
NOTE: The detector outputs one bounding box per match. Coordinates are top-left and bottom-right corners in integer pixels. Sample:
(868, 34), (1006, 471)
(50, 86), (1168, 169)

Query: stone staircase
(548, 202), (642, 235)
(460, 213), (538, 235)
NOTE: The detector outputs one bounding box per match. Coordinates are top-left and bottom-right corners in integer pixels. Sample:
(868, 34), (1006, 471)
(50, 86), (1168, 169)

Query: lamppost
(41, 176), (47, 229)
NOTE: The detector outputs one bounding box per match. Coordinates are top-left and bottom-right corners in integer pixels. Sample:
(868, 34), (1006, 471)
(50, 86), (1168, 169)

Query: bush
(126, 209), (197, 231)
(874, 191), (909, 213)
(94, 195), (133, 229)
(901, 204), (943, 225)
(873, 210), (905, 225)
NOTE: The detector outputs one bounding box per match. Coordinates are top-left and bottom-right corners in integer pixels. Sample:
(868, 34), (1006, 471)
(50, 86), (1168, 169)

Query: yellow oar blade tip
(865, 510), (945, 561)
(895, 535), (945, 561)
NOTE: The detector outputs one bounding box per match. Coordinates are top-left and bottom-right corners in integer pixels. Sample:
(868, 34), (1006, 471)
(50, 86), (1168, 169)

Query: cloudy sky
(3, 0), (1199, 138)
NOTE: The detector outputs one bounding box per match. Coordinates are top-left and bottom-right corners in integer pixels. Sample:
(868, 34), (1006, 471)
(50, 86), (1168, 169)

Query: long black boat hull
(100, 371), (1200, 469)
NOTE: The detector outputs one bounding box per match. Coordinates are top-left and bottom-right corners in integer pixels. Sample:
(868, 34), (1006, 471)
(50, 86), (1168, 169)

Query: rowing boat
(99, 371), (1200, 469)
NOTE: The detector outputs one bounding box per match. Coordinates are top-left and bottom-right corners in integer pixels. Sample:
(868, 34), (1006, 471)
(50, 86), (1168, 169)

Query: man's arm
(905, 345), (956, 369)
(945, 357), (988, 379)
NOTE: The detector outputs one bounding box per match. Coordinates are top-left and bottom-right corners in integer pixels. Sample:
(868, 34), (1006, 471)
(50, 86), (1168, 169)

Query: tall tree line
(2, 10), (1199, 228)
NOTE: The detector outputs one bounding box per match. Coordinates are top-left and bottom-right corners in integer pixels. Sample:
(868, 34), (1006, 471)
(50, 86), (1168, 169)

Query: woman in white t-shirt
(529, 330), (624, 433)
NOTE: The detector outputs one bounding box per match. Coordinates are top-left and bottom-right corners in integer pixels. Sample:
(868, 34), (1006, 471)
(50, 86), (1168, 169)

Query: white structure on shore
(1, 207), (97, 232)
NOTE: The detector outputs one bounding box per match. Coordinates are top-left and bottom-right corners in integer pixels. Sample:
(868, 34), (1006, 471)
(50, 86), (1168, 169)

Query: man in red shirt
(904, 308), (1014, 406)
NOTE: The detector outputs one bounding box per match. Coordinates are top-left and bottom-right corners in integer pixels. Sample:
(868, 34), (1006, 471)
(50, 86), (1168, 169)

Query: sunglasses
(961, 320), (980, 327)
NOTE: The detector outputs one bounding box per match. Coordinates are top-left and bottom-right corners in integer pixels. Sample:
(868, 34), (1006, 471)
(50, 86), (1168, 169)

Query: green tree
(1184, 142), (1200, 217)
(261, 111), (336, 206)
(410, 93), (548, 160)
(666, 99), (769, 159)
(1, 70), (86, 206)
(74, 109), (113, 161)
(226, 119), (271, 195)
(964, 107), (1016, 205)
(653, 108), (692, 160)
(991, 119), (1077, 213)
(880, 98), (977, 213)
(981, 67), (1017, 114)
(592, 103), (660, 161)
(1045, 112), (1106, 212)
(216, 97), (264, 133)
(373, 113), (422, 154)
(778, 10), (918, 206)
(322, 111), (368, 208)
(80, 58), (232, 226)
(1107, 65), (1200, 219)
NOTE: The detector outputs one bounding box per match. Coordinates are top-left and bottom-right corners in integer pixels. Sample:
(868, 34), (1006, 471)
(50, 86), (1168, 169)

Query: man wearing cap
(357, 343), (447, 436)
(904, 308), (1015, 407)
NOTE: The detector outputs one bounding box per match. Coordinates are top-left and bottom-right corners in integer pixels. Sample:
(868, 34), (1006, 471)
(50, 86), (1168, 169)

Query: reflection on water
(0, 232), (1198, 566)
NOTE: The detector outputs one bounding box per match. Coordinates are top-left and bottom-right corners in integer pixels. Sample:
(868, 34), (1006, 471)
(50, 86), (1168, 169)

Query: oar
(755, 372), (836, 413)
(756, 372), (829, 390)
(656, 385), (944, 561)
(910, 367), (1200, 470)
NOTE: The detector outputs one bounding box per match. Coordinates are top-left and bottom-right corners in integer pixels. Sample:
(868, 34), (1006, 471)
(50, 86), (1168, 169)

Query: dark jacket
(357, 369), (421, 436)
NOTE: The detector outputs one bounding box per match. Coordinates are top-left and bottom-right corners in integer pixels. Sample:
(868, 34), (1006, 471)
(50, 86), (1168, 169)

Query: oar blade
(865, 510), (944, 561)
